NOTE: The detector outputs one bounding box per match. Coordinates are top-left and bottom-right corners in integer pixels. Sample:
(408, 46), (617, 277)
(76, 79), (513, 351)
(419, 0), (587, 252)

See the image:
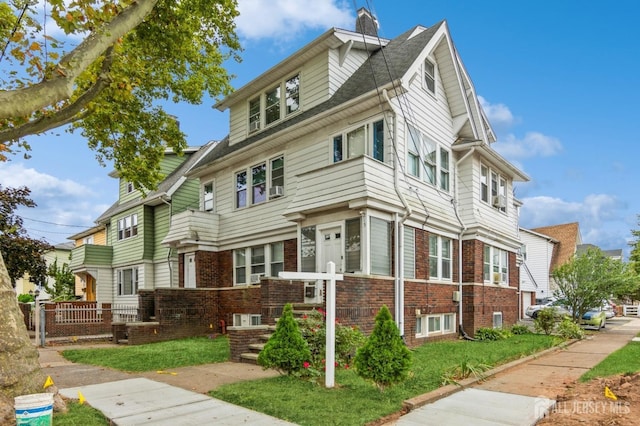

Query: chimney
(355, 8), (378, 37)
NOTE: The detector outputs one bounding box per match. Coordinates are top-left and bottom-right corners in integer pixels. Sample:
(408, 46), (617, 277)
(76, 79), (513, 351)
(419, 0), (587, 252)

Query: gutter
(159, 196), (174, 288)
(383, 88), (412, 334)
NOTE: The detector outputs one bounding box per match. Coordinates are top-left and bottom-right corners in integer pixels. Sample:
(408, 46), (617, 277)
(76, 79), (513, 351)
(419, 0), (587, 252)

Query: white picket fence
(623, 305), (639, 316)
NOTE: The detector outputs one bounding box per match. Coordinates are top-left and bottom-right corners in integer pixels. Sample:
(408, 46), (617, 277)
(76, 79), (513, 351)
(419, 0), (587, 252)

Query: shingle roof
(190, 23), (444, 172)
(95, 143), (215, 223)
(530, 222), (581, 271)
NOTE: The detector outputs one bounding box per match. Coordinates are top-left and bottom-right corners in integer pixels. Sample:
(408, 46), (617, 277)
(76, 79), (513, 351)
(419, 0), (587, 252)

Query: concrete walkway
(391, 317), (640, 425)
(40, 317), (640, 425)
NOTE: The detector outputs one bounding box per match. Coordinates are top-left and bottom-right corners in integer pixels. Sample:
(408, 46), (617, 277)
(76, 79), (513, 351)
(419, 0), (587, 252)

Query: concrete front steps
(239, 304), (322, 364)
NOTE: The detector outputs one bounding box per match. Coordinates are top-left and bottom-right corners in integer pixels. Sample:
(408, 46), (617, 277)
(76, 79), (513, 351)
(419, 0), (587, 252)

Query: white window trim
(248, 73), (301, 133)
(423, 58), (436, 95)
(117, 213), (138, 241)
(233, 313), (262, 327)
(117, 266), (139, 296)
(493, 312), (503, 329)
(406, 124), (450, 192)
(331, 117), (385, 163)
(480, 162), (508, 213)
(484, 245), (509, 286)
(202, 181), (214, 212)
(416, 313), (456, 337)
(233, 242), (285, 285)
(233, 154), (285, 210)
(429, 234), (452, 281)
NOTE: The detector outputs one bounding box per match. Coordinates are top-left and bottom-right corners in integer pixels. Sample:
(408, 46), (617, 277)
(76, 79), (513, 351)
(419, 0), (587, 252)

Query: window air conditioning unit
(269, 185), (284, 198)
(249, 121), (260, 132)
(492, 195), (506, 208)
(249, 273), (264, 284)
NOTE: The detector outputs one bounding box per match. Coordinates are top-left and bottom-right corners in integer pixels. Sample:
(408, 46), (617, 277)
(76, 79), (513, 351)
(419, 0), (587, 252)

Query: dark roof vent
(355, 8), (379, 37)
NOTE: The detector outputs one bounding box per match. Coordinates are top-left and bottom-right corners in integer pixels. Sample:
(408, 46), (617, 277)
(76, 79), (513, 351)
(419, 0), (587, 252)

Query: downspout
(453, 147), (474, 335)
(383, 88), (412, 333)
(160, 196), (174, 288)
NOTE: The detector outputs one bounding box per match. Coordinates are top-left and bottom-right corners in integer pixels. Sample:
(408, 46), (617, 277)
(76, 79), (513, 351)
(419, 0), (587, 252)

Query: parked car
(603, 301), (616, 319)
(581, 309), (607, 329)
(525, 300), (571, 319)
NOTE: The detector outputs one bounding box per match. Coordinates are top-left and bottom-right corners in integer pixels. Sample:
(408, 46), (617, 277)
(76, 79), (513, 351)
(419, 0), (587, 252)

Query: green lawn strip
(61, 336), (230, 372)
(211, 334), (558, 426)
(580, 341), (640, 382)
(53, 402), (109, 425)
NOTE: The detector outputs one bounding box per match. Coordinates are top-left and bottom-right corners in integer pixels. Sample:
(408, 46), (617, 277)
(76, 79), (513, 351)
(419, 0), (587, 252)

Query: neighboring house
(162, 9), (529, 343)
(527, 222), (582, 298)
(15, 242), (74, 299)
(68, 225), (107, 301)
(577, 244), (623, 261)
(69, 144), (215, 307)
(518, 228), (558, 315)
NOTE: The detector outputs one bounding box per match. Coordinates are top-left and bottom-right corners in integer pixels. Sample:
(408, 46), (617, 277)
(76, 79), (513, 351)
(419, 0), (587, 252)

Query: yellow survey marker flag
(604, 386), (617, 400)
(43, 376), (54, 389)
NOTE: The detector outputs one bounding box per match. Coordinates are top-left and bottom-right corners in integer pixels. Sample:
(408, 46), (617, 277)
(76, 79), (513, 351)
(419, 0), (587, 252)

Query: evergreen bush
(258, 303), (311, 375)
(354, 305), (412, 391)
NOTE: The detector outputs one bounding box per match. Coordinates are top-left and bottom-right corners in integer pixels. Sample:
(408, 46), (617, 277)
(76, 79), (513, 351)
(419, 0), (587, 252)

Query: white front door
(320, 227), (343, 273)
(184, 253), (196, 288)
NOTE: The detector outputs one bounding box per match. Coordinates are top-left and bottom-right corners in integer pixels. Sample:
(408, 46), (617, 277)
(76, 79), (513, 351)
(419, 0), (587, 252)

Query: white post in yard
(279, 261), (343, 388)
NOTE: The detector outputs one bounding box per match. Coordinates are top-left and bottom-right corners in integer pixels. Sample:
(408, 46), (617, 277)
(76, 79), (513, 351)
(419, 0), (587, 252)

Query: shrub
(258, 303), (311, 376)
(556, 317), (585, 340)
(298, 309), (364, 370)
(510, 324), (531, 335)
(17, 294), (34, 303)
(534, 307), (556, 335)
(441, 358), (493, 386)
(354, 305), (412, 391)
(475, 327), (512, 341)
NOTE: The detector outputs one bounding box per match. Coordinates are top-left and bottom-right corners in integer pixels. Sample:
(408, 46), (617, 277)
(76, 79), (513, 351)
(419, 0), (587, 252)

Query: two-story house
(69, 144), (214, 307)
(518, 228), (558, 315)
(163, 9), (528, 343)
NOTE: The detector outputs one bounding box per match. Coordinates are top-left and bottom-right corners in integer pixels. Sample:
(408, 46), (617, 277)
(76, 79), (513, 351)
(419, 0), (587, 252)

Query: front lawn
(61, 336), (229, 372)
(211, 334), (559, 425)
(580, 341), (640, 382)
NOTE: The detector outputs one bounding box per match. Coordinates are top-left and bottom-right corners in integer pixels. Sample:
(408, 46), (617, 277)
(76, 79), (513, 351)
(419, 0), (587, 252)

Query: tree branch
(0, 0), (158, 120)
(0, 48), (115, 142)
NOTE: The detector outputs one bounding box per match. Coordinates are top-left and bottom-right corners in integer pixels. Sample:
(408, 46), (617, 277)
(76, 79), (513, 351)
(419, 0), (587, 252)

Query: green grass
(580, 341), (640, 382)
(210, 334), (558, 426)
(62, 336), (230, 372)
(53, 402), (109, 425)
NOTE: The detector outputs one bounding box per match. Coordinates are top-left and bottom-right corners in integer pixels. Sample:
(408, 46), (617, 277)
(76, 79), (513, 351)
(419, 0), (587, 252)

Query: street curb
(402, 339), (575, 412)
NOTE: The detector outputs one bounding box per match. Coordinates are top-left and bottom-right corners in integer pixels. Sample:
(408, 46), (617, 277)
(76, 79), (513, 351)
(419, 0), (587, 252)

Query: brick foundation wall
(403, 281), (460, 347)
(43, 302), (113, 338)
(196, 251), (222, 288)
(217, 286), (263, 330)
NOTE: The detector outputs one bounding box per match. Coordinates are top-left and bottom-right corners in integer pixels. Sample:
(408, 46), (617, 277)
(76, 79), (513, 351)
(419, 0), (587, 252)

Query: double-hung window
(117, 214), (138, 241)
(484, 245), (509, 285)
(406, 124), (450, 192)
(332, 119), (385, 163)
(203, 182), (214, 212)
(117, 267), (139, 296)
(429, 234), (452, 280)
(234, 242), (286, 285)
(480, 163), (508, 212)
(235, 156), (285, 209)
(249, 74), (300, 131)
(424, 59), (436, 94)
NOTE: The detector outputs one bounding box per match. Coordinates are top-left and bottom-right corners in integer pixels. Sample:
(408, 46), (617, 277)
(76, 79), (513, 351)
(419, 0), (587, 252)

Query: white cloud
(478, 96), (515, 127)
(494, 132), (563, 160)
(519, 193), (629, 253)
(0, 163), (104, 243)
(236, 0), (353, 41)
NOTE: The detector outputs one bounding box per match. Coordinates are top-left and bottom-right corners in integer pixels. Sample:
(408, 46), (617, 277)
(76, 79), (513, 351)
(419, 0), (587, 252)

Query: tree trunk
(0, 254), (49, 423)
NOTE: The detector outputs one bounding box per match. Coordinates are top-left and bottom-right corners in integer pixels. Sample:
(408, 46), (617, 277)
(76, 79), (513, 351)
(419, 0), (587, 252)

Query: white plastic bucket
(14, 393), (53, 426)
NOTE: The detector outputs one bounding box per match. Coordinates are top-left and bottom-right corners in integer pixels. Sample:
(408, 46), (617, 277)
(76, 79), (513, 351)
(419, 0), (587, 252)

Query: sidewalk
(390, 317), (640, 425)
(39, 317), (640, 425)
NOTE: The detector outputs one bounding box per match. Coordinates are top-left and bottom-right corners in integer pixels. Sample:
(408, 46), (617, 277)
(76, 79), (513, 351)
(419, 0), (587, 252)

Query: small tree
(354, 305), (412, 391)
(258, 303), (311, 376)
(553, 247), (634, 322)
(45, 260), (76, 301)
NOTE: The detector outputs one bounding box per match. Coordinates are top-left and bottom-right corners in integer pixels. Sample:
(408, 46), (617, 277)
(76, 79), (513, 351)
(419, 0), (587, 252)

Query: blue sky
(2, 0), (639, 258)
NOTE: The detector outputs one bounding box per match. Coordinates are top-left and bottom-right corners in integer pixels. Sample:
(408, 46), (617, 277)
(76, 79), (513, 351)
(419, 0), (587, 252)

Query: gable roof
(95, 142), (216, 224)
(576, 244), (623, 260)
(190, 23), (446, 175)
(530, 222), (582, 271)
